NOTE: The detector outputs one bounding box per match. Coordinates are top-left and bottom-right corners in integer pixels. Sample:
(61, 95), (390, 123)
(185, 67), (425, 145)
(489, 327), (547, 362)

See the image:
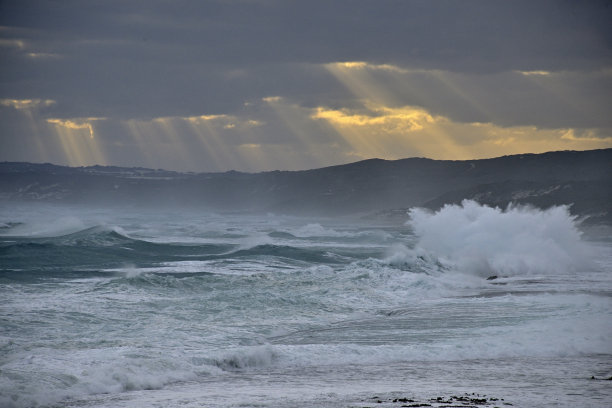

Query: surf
(403, 200), (592, 277)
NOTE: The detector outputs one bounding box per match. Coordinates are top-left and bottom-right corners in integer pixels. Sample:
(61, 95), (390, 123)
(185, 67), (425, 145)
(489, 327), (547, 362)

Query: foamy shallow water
(1, 202), (611, 408)
(58, 356), (612, 408)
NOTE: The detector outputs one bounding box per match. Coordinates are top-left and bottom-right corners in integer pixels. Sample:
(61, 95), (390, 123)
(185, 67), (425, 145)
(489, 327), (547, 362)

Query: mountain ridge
(1, 149), (611, 223)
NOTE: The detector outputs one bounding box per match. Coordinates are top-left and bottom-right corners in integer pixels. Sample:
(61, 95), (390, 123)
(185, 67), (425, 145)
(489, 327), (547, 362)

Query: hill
(1, 149), (611, 223)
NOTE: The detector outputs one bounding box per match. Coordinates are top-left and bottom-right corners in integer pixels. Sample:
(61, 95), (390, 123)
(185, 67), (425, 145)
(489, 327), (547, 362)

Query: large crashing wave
(407, 200), (590, 277)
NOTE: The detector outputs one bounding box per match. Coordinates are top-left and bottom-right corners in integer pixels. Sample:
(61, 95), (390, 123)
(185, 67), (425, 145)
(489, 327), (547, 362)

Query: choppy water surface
(1, 202), (611, 407)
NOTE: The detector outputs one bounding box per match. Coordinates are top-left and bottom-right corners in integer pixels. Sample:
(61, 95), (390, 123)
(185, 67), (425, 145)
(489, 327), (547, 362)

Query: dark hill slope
(1, 149), (610, 222)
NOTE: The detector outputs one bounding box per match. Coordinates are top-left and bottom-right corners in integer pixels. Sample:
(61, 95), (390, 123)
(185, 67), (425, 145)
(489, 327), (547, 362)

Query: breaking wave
(404, 200), (591, 277)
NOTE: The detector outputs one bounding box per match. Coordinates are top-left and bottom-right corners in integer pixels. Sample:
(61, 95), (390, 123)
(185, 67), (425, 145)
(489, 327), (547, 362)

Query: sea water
(1, 201), (611, 407)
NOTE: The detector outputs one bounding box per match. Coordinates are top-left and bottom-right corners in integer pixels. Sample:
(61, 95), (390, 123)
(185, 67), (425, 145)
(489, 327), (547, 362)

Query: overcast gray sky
(1, 0), (611, 172)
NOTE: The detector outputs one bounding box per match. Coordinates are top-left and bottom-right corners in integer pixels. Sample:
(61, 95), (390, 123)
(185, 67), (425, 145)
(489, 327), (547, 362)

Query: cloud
(261, 96), (283, 103)
(0, 98), (55, 110)
(311, 105), (434, 131)
(561, 128), (612, 143)
(44, 118), (106, 166)
(1, 94), (610, 172)
(322, 63), (612, 129)
(25, 52), (60, 59)
(0, 38), (25, 49)
(332, 61), (410, 74)
(46, 117), (104, 139)
(2, 2), (610, 122)
(0, 1), (610, 171)
(310, 100), (612, 161)
(516, 70), (552, 77)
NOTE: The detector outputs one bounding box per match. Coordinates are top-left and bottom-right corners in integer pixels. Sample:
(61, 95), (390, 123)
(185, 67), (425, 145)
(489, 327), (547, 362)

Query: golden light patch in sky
(311, 102), (612, 161)
(335, 61), (368, 69)
(320, 61), (612, 161)
(517, 70), (552, 76)
(181, 113), (263, 131)
(4, 72), (610, 172)
(262, 96), (283, 103)
(185, 114), (229, 122)
(311, 105), (434, 131)
(116, 96), (612, 171)
(46, 118), (105, 166)
(47, 118), (97, 139)
(329, 62), (491, 128)
(311, 103), (460, 159)
(332, 61), (410, 74)
(1, 98), (55, 110)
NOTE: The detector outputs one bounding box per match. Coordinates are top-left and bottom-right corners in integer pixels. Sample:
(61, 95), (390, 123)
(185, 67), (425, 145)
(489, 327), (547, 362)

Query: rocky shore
(356, 393), (512, 408)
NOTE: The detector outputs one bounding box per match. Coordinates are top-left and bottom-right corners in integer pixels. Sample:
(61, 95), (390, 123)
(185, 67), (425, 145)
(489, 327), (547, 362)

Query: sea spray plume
(407, 200), (590, 277)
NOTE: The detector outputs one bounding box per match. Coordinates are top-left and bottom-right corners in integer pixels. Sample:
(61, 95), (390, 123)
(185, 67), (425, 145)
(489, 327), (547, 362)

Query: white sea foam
(406, 200), (592, 277)
(220, 294), (612, 369)
(2, 205), (610, 408)
(106, 259), (294, 276)
(0, 347), (200, 408)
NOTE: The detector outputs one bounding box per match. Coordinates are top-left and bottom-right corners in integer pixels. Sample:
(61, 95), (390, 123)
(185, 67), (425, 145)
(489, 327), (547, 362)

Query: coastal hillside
(1, 149), (611, 223)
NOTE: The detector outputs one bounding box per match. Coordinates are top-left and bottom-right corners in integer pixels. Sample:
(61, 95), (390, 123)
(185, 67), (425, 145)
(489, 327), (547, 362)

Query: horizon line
(1, 147), (610, 175)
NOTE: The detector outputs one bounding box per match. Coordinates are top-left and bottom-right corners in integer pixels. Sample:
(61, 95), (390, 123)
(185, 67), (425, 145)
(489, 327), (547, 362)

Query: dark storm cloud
(0, 0), (610, 171)
(6, 0), (609, 68)
(2, 0), (611, 118)
(358, 68), (612, 129)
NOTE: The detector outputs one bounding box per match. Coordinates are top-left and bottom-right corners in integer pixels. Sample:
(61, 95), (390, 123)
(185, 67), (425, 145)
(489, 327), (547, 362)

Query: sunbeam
(46, 118), (105, 166)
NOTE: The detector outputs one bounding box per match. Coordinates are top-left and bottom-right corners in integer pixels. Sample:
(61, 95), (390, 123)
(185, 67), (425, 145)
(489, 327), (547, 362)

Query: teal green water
(1, 203), (611, 407)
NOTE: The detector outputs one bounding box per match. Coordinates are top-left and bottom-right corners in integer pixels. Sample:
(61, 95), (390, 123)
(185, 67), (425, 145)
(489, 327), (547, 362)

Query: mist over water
(1, 202), (611, 408)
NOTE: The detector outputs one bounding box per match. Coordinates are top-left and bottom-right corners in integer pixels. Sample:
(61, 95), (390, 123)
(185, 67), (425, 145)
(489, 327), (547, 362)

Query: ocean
(1, 201), (611, 408)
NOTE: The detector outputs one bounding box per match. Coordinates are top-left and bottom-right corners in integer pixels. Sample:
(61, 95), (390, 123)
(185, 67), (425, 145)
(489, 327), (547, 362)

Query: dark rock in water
(486, 275), (498, 280)
(590, 375), (612, 380)
(368, 392), (507, 407)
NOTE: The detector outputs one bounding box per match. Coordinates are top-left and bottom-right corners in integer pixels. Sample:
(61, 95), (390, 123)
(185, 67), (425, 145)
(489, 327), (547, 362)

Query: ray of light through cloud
(0, 1), (610, 171)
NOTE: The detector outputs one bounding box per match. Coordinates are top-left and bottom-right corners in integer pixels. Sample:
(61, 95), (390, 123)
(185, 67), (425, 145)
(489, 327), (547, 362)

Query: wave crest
(406, 200), (591, 277)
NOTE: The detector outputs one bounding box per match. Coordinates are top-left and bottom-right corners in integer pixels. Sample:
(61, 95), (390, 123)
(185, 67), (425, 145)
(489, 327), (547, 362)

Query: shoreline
(356, 393), (512, 407)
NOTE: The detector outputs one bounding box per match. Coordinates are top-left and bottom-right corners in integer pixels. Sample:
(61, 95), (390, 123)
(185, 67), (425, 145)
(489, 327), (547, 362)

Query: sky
(1, 0), (611, 172)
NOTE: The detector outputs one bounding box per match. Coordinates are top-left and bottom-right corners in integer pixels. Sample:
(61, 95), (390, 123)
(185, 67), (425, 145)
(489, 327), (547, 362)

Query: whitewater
(1, 201), (611, 408)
